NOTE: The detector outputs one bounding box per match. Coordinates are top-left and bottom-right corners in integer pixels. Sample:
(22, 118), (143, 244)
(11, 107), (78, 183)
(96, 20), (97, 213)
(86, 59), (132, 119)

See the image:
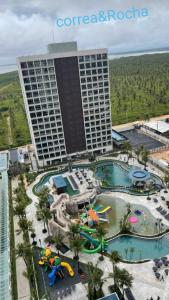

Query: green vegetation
(110, 53), (169, 124)
(14, 177), (39, 299)
(1, 53), (169, 149)
(0, 71), (31, 150)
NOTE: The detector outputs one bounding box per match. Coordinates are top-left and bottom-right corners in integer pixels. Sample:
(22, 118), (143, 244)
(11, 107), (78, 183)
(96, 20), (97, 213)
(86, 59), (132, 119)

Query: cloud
(0, 0), (169, 73)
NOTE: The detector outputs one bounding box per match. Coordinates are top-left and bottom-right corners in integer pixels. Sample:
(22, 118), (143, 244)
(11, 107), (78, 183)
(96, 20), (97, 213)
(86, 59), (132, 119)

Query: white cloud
(0, 0), (169, 73)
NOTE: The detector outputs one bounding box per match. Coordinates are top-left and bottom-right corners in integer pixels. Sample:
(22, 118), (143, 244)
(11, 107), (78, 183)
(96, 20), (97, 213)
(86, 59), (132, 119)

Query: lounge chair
(165, 269), (169, 275)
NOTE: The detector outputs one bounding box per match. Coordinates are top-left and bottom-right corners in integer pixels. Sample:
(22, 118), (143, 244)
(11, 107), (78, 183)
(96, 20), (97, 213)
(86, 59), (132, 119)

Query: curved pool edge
(32, 159), (164, 197)
(106, 232), (169, 262)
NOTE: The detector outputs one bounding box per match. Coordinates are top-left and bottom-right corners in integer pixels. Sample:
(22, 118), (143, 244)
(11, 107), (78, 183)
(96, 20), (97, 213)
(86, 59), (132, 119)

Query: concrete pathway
(12, 177), (31, 300)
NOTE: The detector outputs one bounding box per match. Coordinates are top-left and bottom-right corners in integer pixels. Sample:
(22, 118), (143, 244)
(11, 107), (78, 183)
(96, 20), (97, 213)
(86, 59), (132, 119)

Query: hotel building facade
(17, 42), (112, 167)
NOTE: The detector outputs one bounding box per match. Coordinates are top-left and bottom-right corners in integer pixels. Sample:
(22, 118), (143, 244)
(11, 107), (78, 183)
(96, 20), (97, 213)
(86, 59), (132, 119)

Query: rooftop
(0, 152), (8, 171)
(99, 293), (119, 300)
(144, 120), (169, 133)
(112, 130), (127, 142)
(53, 176), (67, 189)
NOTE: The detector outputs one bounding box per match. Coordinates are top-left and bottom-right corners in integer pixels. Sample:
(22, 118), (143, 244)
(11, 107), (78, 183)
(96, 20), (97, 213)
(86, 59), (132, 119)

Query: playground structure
(38, 247), (74, 286)
(80, 204), (112, 227)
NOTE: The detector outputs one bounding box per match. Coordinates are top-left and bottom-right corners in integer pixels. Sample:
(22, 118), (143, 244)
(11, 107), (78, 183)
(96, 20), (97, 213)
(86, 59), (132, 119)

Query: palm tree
(69, 236), (83, 272)
(109, 251), (121, 275)
(136, 145), (144, 164)
(53, 232), (63, 255)
(15, 243), (32, 268)
(96, 224), (107, 259)
(14, 202), (26, 219)
(109, 267), (133, 296)
(68, 223), (80, 239)
(142, 149), (150, 170)
(164, 170), (169, 192)
(86, 262), (104, 300)
(37, 187), (49, 209)
(37, 208), (52, 235)
(122, 142), (132, 163)
(126, 202), (131, 214)
(17, 218), (33, 241)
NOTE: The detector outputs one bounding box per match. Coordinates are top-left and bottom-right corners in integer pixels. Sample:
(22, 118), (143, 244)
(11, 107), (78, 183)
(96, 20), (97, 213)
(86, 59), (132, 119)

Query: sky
(0, 0), (169, 73)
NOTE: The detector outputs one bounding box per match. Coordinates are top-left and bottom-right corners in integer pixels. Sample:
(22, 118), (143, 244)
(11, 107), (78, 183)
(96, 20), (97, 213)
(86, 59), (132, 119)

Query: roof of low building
(144, 120), (169, 133)
(99, 293), (119, 300)
(53, 176), (67, 189)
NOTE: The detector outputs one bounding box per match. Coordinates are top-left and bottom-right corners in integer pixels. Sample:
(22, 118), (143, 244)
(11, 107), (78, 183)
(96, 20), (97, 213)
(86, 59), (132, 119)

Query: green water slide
(80, 230), (108, 254)
(80, 226), (97, 233)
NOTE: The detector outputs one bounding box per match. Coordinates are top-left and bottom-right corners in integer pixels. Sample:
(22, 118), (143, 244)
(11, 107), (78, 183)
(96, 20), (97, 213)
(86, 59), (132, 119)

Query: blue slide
(80, 231), (99, 247)
(48, 266), (61, 287)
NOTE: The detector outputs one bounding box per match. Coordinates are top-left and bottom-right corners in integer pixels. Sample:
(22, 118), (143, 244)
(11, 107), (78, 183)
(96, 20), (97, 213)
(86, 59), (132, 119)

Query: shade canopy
(129, 169), (150, 183)
(53, 176), (67, 189)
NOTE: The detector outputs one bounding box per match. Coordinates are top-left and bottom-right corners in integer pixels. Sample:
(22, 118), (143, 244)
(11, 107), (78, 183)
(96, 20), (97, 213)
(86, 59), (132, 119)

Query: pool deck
(25, 154), (169, 300)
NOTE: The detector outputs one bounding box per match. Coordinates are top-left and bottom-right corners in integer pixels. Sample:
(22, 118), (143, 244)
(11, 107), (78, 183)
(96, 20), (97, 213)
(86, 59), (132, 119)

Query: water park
(24, 156), (169, 299)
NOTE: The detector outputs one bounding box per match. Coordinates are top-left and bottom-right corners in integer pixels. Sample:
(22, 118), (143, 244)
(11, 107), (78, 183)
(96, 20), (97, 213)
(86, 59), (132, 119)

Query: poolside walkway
(12, 177), (31, 300)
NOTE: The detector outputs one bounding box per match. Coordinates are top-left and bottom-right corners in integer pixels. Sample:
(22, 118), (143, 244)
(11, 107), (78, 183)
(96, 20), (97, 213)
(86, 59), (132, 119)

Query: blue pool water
(107, 234), (169, 261)
(95, 161), (163, 193)
(96, 163), (132, 187)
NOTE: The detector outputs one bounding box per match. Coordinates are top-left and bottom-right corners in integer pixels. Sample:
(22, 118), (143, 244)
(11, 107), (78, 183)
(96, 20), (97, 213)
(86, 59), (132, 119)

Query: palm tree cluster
(68, 223), (83, 272)
(119, 211), (132, 234)
(86, 261), (104, 300)
(109, 251), (133, 297)
(14, 179), (38, 298)
(136, 145), (150, 170)
(122, 142), (132, 163)
(36, 187), (52, 235)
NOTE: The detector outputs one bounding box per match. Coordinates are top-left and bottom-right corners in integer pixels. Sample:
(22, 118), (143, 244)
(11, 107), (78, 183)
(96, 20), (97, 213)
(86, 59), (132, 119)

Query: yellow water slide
(61, 261), (74, 277)
(97, 206), (112, 214)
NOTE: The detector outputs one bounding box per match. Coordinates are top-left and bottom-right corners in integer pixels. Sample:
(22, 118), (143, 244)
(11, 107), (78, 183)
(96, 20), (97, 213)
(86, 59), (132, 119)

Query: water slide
(99, 217), (109, 223)
(88, 209), (99, 222)
(61, 262), (74, 277)
(80, 226), (97, 233)
(97, 206), (112, 214)
(80, 231), (102, 253)
(48, 266), (62, 286)
(93, 204), (103, 212)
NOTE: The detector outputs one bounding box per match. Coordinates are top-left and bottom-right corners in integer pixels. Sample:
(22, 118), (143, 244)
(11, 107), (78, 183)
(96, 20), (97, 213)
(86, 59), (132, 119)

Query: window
(102, 53), (107, 59)
(47, 59), (53, 66)
(29, 69), (35, 76)
(22, 70), (28, 76)
(34, 61), (40, 67)
(24, 77), (30, 84)
(21, 62), (27, 69)
(41, 60), (47, 67)
(26, 92), (32, 98)
(27, 61), (34, 68)
(79, 56), (84, 62)
(85, 55), (90, 61)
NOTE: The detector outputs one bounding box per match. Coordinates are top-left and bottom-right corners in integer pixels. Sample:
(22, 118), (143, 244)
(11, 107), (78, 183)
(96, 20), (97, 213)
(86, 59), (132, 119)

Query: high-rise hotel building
(17, 42), (112, 166)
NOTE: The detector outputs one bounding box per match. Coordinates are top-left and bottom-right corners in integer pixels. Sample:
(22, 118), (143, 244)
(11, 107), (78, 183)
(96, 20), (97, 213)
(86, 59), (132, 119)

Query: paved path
(12, 177), (31, 300)
(112, 114), (169, 131)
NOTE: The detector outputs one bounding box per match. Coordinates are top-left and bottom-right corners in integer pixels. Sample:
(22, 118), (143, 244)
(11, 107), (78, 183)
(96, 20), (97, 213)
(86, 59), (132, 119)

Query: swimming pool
(107, 234), (169, 261)
(35, 172), (79, 196)
(96, 195), (168, 237)
(95, 161), (163, 194)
